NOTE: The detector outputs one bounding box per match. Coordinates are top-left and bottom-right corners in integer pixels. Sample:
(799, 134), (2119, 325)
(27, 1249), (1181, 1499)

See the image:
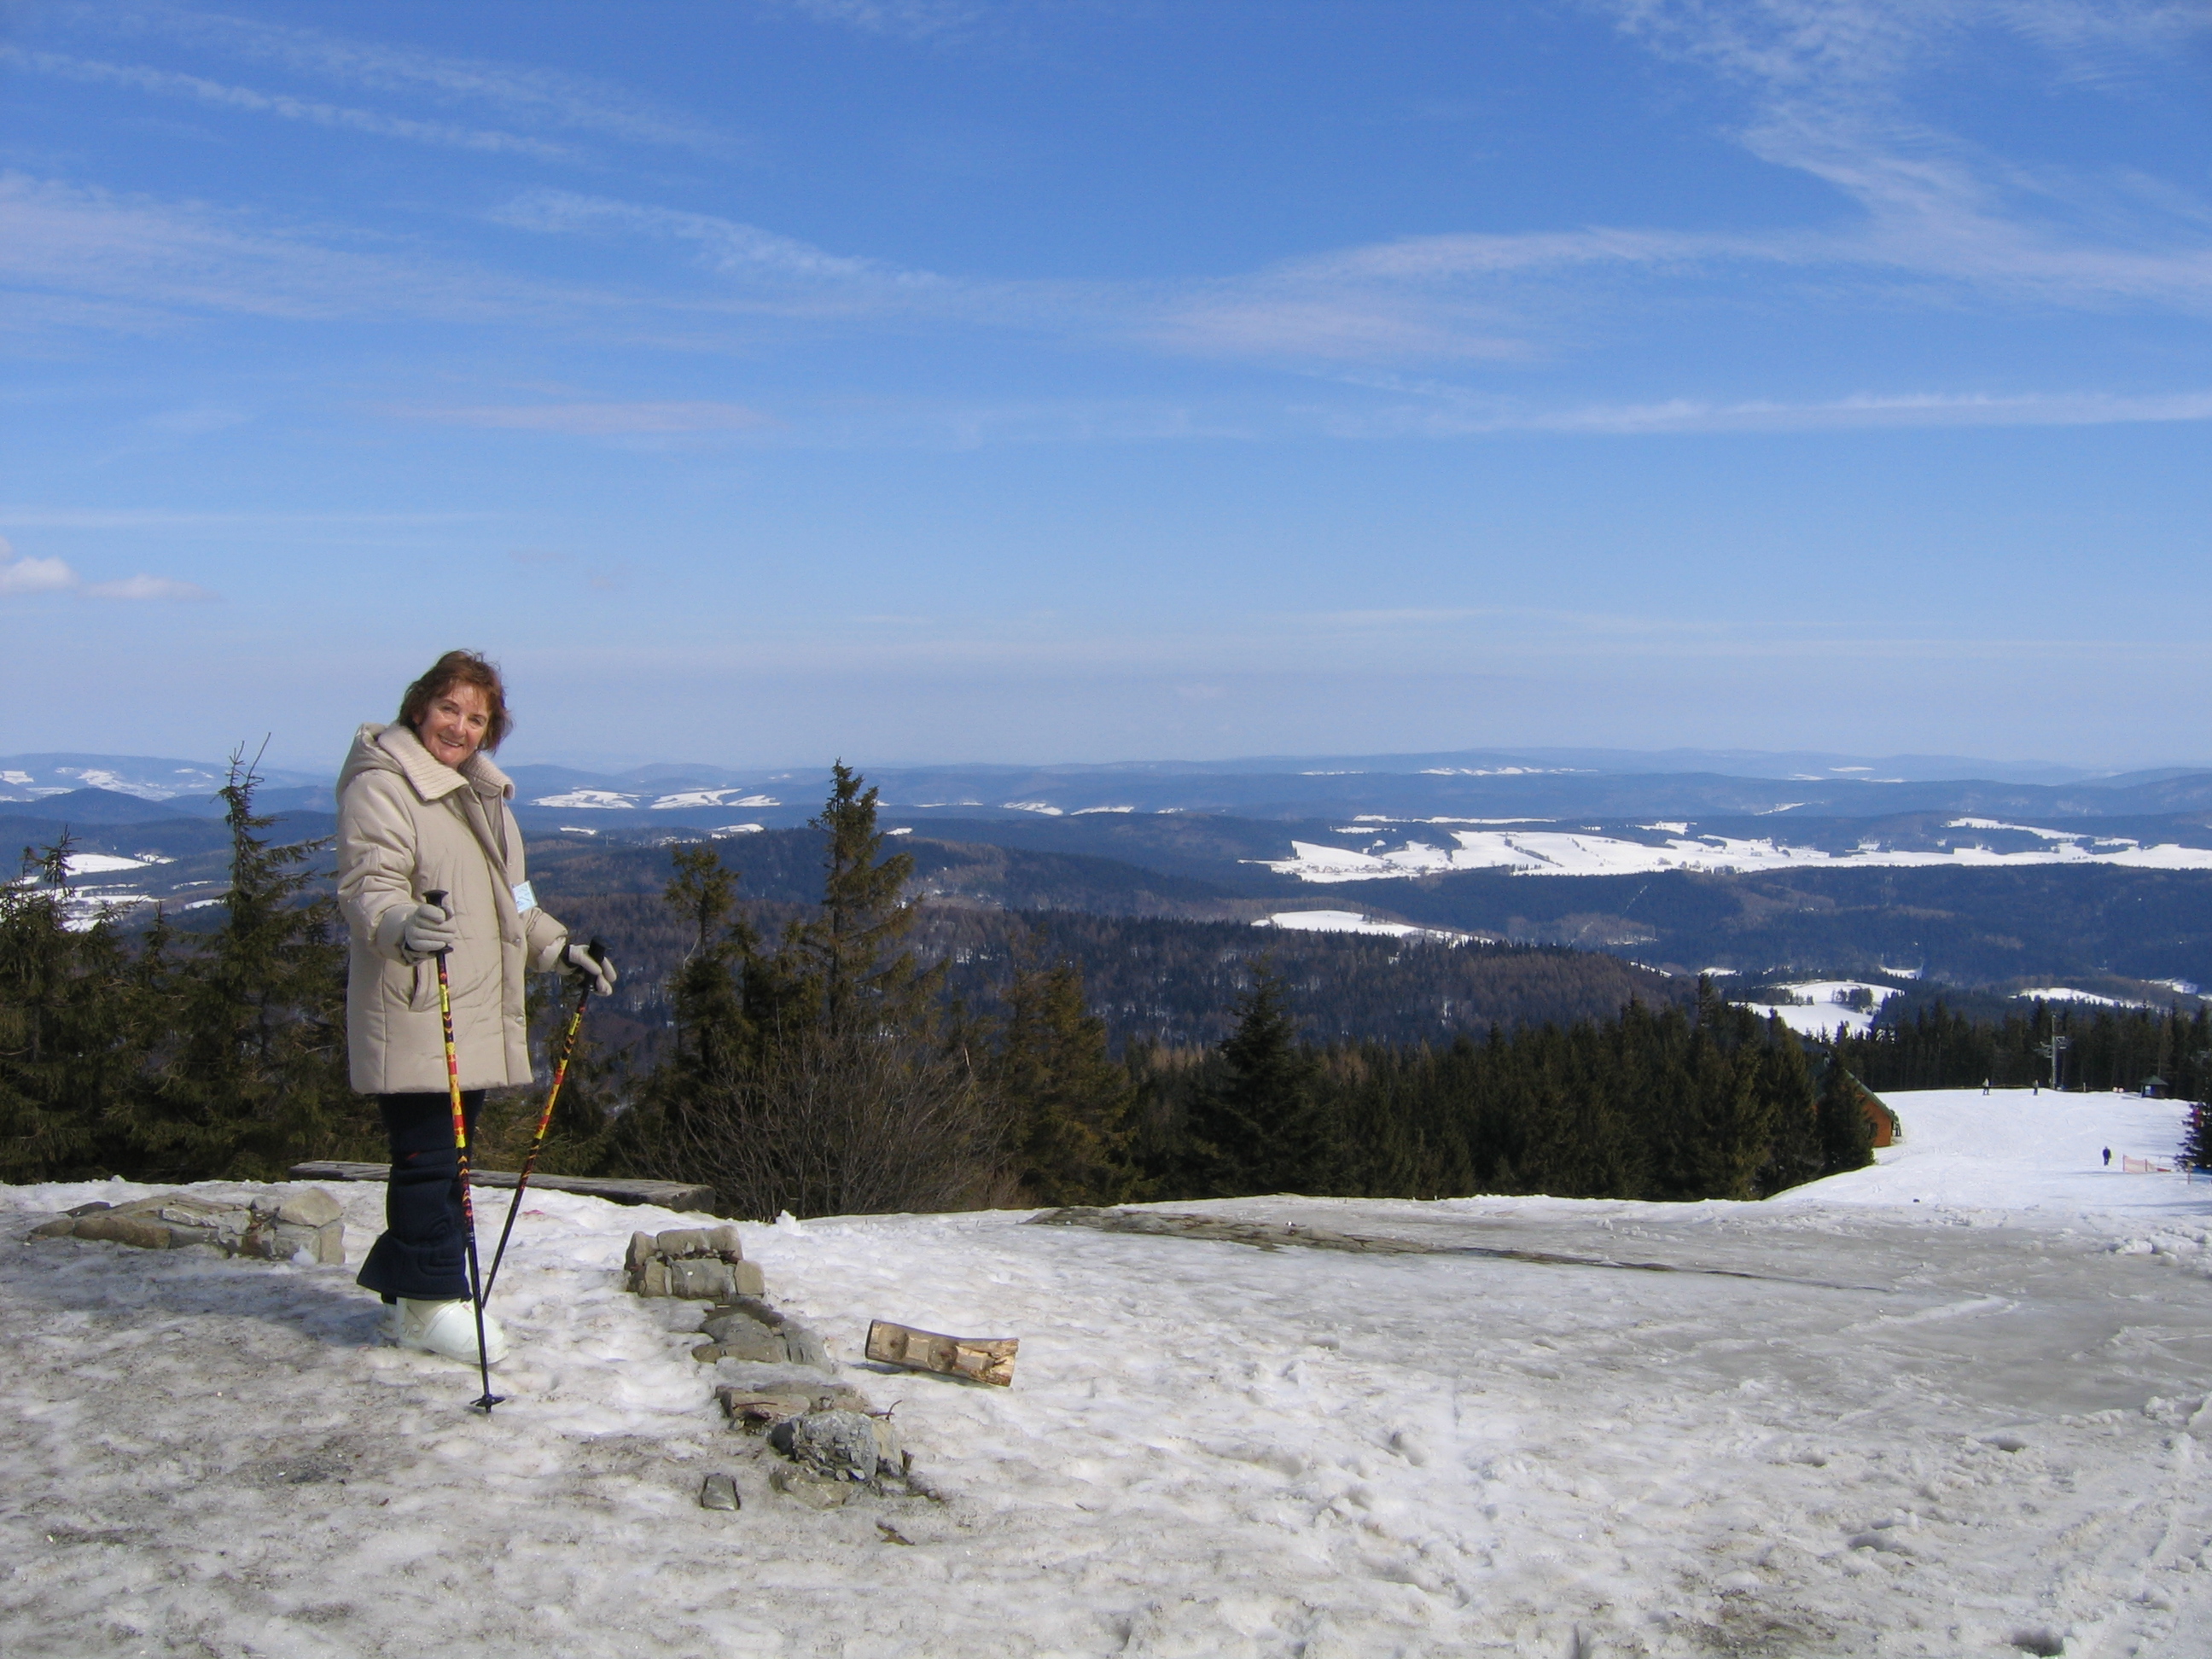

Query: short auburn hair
(398, 649), (512, 754)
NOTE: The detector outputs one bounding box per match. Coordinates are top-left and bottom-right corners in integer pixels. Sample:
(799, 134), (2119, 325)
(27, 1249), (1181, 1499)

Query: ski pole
(482, 939), (605, 1306)
(423, 890), (503, 1414)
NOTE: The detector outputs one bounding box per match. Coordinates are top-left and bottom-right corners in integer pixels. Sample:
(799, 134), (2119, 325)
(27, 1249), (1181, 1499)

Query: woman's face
(416, 681), (492, 769)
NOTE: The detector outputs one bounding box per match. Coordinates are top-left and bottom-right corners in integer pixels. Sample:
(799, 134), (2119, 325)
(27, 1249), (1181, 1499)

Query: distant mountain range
(19, 747), (2212, 1005)
(13, 747), (2211, 830)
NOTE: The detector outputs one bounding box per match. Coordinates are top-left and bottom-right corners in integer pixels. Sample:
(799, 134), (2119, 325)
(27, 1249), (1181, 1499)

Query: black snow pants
(354, 1091), (484, 1302)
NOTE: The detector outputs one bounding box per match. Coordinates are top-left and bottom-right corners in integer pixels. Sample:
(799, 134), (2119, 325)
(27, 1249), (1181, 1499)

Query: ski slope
(4, 1090), (2210, 1657)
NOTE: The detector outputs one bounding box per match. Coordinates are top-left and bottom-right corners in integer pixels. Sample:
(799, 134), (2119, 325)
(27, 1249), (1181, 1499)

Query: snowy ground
(1255, 909), (1482, 944)
(1733, 981), (1897, 1039)
(5, 1090), (2211, 1657)
(1266, 826), (2212, 882)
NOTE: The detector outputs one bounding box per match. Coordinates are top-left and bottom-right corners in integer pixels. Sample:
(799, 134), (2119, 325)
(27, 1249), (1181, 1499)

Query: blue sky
(3, 0), (2209, 771)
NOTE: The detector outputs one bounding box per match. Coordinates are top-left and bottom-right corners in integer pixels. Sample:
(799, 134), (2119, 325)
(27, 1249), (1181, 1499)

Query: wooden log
(288, 1161), (719, 1214)
(864, 1318), (1017, 1388)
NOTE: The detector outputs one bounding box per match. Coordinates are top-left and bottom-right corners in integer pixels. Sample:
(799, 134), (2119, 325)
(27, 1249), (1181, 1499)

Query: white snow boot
(391, 1297), (509, 1365)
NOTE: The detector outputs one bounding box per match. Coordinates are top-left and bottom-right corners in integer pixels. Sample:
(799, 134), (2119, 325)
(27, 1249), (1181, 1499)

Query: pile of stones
(620, 1223), (917, 1511)
(623, 1223), (764, 1300)
(26, 1190), (346, 1264)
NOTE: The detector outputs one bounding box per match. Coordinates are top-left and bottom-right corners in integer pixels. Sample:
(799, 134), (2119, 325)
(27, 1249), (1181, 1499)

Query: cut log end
(864, 1318), (1017, 1388)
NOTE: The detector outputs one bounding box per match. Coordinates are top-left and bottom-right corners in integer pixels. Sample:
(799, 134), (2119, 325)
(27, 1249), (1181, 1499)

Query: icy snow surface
(5, 1090), (2212, 1656)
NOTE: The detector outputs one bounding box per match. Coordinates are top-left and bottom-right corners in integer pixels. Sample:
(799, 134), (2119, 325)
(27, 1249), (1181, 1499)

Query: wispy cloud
(774, 0), (991, 40)
(82, 573), (218, 602)
(0, 172), (594, 325)
(2, 45), (575, 159)
(63, 2), (727, 152)
(1327, 381), (2212, 437)
(0, 535), (215, 601)
(392, 400), (774, 436)
(492, 190), (898, 286)
(1603, 1), (2212, 311)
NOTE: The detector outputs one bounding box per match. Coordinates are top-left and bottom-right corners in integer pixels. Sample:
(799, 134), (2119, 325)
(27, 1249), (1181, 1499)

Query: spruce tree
(1815, 1058), (1877, 1175)
(998, 959), (1136, 1205)
(781, 761), (927, 1036)
(141, 753), (359, 1179)
(1754, 1025), (1824, 1195)
(0, 839), (146, 1179)
(1177, 968), (1320, 1196)
(2182, 1103), (2209, 1175)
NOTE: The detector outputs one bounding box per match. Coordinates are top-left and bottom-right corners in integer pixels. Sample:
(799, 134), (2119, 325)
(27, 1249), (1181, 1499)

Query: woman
(335, 649), (616, 1364)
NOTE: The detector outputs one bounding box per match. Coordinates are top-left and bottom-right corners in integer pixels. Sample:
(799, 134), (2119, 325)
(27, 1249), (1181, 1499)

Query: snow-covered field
(1735, 981), (1898, 1039)
(5, 1091), (2211, 1657)
(1254, 909), (1482, 943)
(1266, 824), (2212, 882)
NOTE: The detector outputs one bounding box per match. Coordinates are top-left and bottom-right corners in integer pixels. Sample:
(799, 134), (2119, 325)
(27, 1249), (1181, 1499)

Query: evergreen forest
(6, 763), (2198, 1216)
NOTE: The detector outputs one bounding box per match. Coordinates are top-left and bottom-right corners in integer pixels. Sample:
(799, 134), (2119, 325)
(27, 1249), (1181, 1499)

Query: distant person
(335, 649), (616, 1365)
(2103, 1147), (2111, 1167)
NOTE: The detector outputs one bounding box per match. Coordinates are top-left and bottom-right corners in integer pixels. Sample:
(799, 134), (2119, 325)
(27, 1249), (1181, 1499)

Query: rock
(70, 1213), (179, 1251)
(273, 1185), (341, 1230)
(698, 1472), (742, 1511)
(789, 1408), (878, 1482)
(717, 1388), (815, 1429)
(699, 1312), (786, 1364)
(769, 1464), (852, 1510)
(65, 1201), (114, 1217)
(707, 1224), (746, 1259)
(628, 1249), (763, 1300)
(626, 1231), (657, 1272)
(719, 1382), (867, 1429)
(274, 1189), (342, 1227)
(667, 1259), (733, 1300)
(655, 1226), (720, 1260)
(782, 1326), (831, 1371)
(707, 1295), (785, 1330)
(870, 1415), (905, 1473)
(28, 1190), (346, 1266)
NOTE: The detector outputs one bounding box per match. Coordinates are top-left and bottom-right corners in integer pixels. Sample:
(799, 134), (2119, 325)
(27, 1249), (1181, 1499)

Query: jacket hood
(336, 722), (514, 806)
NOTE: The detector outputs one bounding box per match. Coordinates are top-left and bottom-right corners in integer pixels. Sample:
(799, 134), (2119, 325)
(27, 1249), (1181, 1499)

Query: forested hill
(541, 892), (1695, 1058)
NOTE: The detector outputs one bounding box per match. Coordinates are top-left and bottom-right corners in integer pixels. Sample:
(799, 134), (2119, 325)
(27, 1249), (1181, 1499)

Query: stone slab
(290, 1161), (720, 1214)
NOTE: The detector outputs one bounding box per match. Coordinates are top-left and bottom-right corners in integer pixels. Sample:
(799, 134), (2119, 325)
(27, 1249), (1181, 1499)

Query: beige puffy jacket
(335, 723), (570, 1095)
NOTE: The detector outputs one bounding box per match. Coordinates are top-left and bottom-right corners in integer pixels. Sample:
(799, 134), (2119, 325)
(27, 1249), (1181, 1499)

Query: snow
(2016, 987), (2148, 1010)
(1254, 910), (1480, 943)
(651, 793), (779, 811)
(60, 853), (160, 876)
(5, 1088), (2212, 1656)
(1003, 800), (1065, 815)
(1266, 825), (2212, 882)
(1771, 1086), (2202, 1219)
(530, 789), (640, 809)
(1735, 981), (1897, 1038)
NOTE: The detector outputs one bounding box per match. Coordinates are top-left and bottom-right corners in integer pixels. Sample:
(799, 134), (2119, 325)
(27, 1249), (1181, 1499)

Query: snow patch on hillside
(1735, 980), (1895, 1037)
(1255, 909), (1482, 943)
(2016, 986), (2147, 1009)
(1266, 824), (2212, 882)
